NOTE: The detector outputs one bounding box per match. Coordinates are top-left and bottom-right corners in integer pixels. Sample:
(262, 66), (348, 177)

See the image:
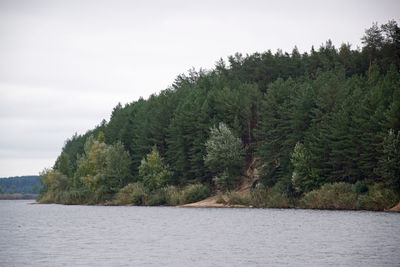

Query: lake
(0, 200), (399, 266)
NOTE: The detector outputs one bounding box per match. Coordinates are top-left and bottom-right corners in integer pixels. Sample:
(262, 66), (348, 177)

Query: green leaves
(204, 122), (244, 191)
(138, 146), (172, 191)
(377, 130), (400, 192)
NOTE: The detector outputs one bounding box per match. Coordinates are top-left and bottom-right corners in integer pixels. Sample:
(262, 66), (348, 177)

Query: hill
(37, 21), (400, 210)
(0, 176), (41, 194)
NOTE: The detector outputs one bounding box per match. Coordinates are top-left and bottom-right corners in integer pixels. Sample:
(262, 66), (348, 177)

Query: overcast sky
(0, 0), (399, 177)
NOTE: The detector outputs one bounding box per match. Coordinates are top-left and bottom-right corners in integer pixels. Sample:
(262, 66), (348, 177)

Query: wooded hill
(38, 21), (400, 210)
(0, 176), (41, 194)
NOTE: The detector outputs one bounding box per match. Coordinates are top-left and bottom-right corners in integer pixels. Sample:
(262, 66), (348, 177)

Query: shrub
(181, 184), (210, 204)
(227, 192), (251, 206)
(215, 192), (227, 204)
(130, 183), (147, 205)
(164, 186), (183, 206)
(114, 183), (147, 205)
(251, 184), (292, 208)
(357, 183), (399, 211)
(213, 170), (234, 192)
(353, 180), (371, 195)
(300, 183), (357, 210)
(147, 189), (167, 206)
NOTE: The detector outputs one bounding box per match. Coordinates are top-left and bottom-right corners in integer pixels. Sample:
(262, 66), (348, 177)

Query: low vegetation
(113, 182), (210, 206)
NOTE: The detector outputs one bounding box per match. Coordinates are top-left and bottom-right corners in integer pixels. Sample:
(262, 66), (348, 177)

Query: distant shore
(0, 194), (38, 200)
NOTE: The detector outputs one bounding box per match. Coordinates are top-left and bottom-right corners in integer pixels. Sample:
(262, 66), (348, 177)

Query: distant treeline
(39, 21), (400, 210)
(0, 176), (41, 194)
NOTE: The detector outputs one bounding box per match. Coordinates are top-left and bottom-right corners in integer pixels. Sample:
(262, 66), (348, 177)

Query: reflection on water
(0, 200), (399, 266)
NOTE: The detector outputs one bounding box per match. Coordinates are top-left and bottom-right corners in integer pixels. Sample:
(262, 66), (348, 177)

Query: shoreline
(33, 196), (400, 212)
(0, 193), (38, 200)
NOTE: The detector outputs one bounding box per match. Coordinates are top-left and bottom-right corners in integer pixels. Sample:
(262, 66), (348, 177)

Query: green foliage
(300, 183), (358, 210)
(291, 142), (323, 193)
(215, 192), (227, 204)
(376, 130), (400, 192)
(226, 192), (251, 206)
(113, 183), (146, 205)
(353, 180), (372, 195)
(54, 152), (73, 178)
(40, 134), (132, 204)
(147, 190), (167, 206)
(138, 146), (172, 191)
(103, 141), (132, 192)
(357, 183), (399, 211)
(113, 183), (209, 206)
(250, 184), (292, 208)
(181, 184), (210, 204)
(164, 186), (183, 206)
(205, 122), (244, 191)
(38, 169), (71, 203)
(128, 183), (148, 205)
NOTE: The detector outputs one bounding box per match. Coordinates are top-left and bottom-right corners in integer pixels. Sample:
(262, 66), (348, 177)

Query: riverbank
(181, 195), (248, 208)
(34, 192), (400, 212)
(389, 201), (400, 212)
(0, 193), (38, 200)
(181, 196), (400, 212)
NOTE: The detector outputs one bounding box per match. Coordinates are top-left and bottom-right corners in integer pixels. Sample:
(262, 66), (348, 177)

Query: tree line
(0, 176), (41, 194)
(38, 21), (400, 209)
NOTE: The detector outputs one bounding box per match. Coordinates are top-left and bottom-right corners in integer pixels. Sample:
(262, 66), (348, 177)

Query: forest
(38, 21), (400, 210)
(0, 176), (41, 194)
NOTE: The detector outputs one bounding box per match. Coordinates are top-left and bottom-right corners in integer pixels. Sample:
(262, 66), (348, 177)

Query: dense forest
(0, 176), (41, 194)
(39, 21), (400, 210)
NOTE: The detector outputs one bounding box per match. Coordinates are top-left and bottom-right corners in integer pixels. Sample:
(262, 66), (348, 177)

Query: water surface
(1, 200), (399, 266)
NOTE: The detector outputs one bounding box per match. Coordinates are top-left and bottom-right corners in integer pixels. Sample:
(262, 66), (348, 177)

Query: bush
(215, 192), (227, 204)
(300, 183), (357, 210)
(181, 184), (210, 204)
(164, 186), (183, 206)
(353, 180), (371, 195)
(130, 183), (147, 205)
(227, 192), (251, 206)
(357, 183), (399, 211)
(251, 184), (292, 208)
(147, 189), (167, 206)
(114, 183), (147, 205)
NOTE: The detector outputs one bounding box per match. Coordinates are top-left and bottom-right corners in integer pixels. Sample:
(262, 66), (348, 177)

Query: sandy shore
(388, 201), (400, 212)
(181, 195), (249, 208)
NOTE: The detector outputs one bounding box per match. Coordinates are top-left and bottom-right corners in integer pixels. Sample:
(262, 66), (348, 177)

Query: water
(0, 200), (399, 266)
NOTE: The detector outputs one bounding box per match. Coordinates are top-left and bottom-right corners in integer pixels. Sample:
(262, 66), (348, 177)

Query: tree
(257, 78), (296, 187)
(103, 141), (132, 192)
(54, 152), (73, 178)
(291, 142), (324, 193)
(377, 130), (400, 192)
(204, 122), (244, 190)
(32, 185), (40, 194)
(138, 146), (172, 191)
(71, 134), (132, 202)
(9, 186), (16, 194)
(362, 22), (383, 75)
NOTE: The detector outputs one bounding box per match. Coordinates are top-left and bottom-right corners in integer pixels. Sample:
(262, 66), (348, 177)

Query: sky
(0, 0), (399, 177)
